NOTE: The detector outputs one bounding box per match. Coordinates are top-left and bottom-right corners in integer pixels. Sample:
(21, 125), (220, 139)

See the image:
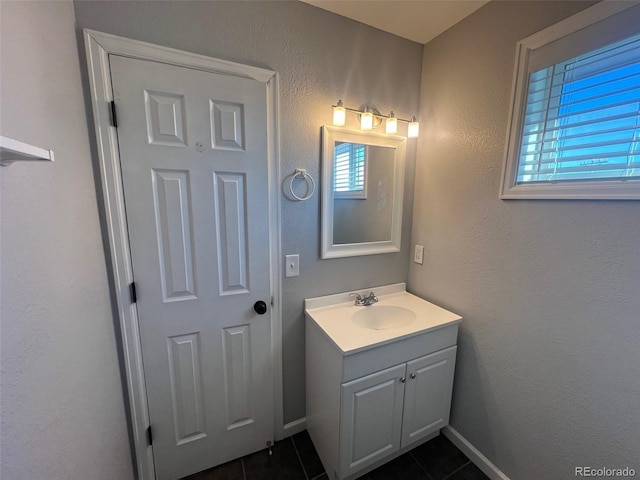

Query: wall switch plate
(414, 245), (424, 265)
(285, 254), (300, 277)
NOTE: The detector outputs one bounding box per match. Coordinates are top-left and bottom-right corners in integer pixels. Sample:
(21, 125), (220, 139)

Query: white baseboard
(442, 426), (510, 480)
(282, 417), (307, 437)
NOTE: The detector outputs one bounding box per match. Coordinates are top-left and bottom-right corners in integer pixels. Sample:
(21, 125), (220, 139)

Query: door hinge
(129, 282), (137, 303)
(110, 100), (118, 128)
(146, 425), (153, 446)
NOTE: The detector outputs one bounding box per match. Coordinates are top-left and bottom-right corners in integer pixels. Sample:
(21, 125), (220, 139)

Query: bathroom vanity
(305, 283), (462, 480)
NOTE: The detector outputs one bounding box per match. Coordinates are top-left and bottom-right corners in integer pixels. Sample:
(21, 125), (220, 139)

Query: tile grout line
(291, 436), (310, 480)
(440, 460), (472, 480)
(409, 451), (436, 480)
(241, 457), (247, 480)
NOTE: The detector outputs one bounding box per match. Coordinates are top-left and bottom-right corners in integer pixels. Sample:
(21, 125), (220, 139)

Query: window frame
(500, 1), (640, 200)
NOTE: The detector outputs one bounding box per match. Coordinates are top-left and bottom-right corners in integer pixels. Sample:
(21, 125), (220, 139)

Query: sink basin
(305, 283), (462, 353)
(352, 305), (416, 330)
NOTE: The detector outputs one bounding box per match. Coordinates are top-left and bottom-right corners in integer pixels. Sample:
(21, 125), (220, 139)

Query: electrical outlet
(285, 254), (300, 277)
(414, 245), (424, 265)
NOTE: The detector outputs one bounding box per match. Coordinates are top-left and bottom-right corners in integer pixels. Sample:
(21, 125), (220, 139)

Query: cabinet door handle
(410, 373), (416, 380)
(400, 377), (406, 383)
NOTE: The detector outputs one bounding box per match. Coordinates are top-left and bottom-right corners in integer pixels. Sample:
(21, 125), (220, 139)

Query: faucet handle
(365, 291), (378, 305)
(350, 292), (364, 305)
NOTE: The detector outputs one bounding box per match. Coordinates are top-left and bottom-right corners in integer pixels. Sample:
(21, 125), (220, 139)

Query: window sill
(499, 180), (640, 200)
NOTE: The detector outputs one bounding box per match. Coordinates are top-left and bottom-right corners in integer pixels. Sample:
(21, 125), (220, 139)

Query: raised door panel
(222, 325), (253, 430)
(339, 364), (406, 477)
(401, 346), (457, 448)
(166, 333), (206, 445)
(151, 169), (197, 302)
(213, 172), (249, 295)
(145, 91), (188, 146)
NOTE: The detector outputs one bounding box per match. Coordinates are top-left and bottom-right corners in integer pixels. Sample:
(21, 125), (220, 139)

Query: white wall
(409, 1), (640, 478)
(73, 0), (423, 425)
(0, 2), (134, 479)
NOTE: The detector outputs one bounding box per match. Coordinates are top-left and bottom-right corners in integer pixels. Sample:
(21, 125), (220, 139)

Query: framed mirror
(321, 125), (406, 258)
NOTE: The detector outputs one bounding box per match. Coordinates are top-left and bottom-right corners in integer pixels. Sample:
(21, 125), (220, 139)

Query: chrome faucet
(351, 291), (378, 306)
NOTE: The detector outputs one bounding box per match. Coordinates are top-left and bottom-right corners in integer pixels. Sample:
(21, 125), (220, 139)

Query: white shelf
(0, 135), (55, 166)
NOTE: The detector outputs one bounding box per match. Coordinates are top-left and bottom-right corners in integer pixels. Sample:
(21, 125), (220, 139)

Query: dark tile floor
(182, 431), (489, 480)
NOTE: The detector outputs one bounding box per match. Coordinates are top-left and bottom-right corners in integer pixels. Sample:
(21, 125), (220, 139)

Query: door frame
(83, 29), (283, 480)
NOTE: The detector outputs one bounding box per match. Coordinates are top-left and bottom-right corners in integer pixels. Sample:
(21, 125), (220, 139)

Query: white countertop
(304, 283), (462, 355)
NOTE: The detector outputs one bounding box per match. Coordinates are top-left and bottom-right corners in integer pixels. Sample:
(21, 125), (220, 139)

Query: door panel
(145, 91), (188, 146)
(214, 172), (249, 294)
(152, 169), (197, 302)
(110, 54), (273, 480)
(221, 324), (253, 429)
(167, 332), (206, 445)
(401, 346), (457, 447)
(340, 364), (406, 477)
(211, 100), (245, 150)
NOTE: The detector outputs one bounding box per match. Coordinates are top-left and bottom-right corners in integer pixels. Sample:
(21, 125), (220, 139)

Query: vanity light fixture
(332, 99), (346, 127)
(407, 116), (420, 138)
(360, 108), (373, 131)
(331, 100), (419, 138)
(386, 111), (398, 135)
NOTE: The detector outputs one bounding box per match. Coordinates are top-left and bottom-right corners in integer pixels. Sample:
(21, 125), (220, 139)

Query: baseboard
(282, 417), (307, 437)
(442, 426), (510, 480)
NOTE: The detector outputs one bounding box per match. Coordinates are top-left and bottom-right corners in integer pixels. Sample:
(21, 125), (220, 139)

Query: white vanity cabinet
(339, 346), (457, 477)
(305, 284), (461, 480)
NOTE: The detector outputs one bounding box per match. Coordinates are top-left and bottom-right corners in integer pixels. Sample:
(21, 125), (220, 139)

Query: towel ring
(287, 168), (315, 201)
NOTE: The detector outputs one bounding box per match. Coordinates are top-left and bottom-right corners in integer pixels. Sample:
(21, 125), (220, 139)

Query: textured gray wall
(72, 0), (422, 424)
(409, 1), (640, 478)
(0, 2), (134, 479)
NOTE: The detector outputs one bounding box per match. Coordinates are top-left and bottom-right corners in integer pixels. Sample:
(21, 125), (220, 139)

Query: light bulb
(333, 100), (346, 127)
(408, 116), (420, 138)
(386, 111), (397, 135)
(360, 110), (373, 130)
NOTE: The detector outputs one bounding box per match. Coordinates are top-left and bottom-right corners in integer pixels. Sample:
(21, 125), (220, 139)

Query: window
(501, 2), (640, 199)
(334, 142), (367, 199)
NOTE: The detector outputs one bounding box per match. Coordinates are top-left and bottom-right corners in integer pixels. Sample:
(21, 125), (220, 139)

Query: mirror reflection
(333, 143), (395, 244)
(321, 126), (406, 259)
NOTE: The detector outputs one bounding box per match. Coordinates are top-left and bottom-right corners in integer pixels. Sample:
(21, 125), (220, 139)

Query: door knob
(253, 300), (268, 315)
(410, 373), (416, 380)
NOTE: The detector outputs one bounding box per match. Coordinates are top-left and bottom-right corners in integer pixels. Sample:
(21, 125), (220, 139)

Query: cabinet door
(401, 346), (457, 447)
(340, 364), (406, 477)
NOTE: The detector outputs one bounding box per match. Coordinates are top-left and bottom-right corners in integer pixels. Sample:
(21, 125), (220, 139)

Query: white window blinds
(518, 34), (640, 184)
(334, 142), (366, 195)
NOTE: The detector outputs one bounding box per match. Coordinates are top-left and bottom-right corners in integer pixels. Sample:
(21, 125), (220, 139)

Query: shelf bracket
(0, 135), (55, 167)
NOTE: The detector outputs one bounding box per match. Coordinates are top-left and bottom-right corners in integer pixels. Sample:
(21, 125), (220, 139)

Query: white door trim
(83, 29), (283, 480)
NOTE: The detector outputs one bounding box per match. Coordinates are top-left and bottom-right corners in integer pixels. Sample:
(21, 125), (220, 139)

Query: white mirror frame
(321, 125), (406, 259)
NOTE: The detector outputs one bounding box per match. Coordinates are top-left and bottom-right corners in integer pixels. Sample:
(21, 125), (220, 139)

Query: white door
(401, 346), (457, 447)
(339, 364), (406, 477)
(110, 55), (274, 480)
